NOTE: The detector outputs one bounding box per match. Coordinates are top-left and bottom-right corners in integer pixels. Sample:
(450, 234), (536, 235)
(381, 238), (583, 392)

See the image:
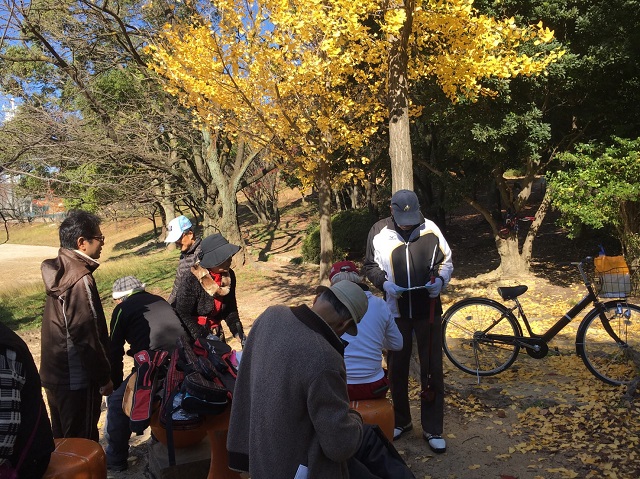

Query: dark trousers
(45, 385), (102, 441)
(104, 374), (133, 463)
(347, 424), (415, 479)
(388, 315), (444, 435)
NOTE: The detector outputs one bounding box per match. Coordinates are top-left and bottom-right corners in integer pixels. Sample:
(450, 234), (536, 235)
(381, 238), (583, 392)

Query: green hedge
(301, 209), (377, 264)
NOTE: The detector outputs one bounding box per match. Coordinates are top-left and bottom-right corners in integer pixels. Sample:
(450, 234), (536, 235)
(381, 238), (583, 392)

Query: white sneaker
(424, 432), (446, 453)
(392, 424), (413, 440)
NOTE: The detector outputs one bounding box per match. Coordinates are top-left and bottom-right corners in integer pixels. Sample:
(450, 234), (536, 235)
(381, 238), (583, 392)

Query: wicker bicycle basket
(589, 256), (639, 298)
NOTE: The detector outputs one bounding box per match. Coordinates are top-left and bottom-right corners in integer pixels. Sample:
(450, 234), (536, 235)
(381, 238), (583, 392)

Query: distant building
(31, 194), (66, 218)
(1, 98), (17, 124)
(0, 176), (65, 221)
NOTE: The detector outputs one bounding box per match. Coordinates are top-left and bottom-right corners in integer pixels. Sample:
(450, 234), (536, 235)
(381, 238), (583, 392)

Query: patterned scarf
(191, 264), (231, 316)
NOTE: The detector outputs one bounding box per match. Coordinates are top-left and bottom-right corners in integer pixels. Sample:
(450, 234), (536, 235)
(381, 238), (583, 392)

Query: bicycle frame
(443, 256), (638, 384)
(486, 259), (627, 351)
(507, 293), (595, 346)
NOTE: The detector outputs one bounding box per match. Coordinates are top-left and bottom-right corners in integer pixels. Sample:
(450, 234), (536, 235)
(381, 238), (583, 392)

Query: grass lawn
(0, 218), (179, 330)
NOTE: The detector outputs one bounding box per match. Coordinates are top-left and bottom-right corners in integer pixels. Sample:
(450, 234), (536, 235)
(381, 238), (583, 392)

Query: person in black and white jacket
(362, 189), (453, 453)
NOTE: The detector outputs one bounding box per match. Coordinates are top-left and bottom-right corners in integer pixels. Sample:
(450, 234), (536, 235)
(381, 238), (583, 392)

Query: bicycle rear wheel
(442, 298), (521, 376)
(576, 301), (640, 386)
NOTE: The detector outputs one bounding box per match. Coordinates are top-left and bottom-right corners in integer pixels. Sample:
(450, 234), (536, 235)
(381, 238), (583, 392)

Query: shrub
(301, 209), (377, 264)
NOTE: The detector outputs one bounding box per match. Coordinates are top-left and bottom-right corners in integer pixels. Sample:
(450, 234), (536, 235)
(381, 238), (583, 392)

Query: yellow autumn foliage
(147, 0), (563, 185)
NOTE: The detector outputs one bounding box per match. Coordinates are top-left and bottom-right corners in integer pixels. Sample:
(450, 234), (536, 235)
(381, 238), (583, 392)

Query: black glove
(234, 333), (246, 348)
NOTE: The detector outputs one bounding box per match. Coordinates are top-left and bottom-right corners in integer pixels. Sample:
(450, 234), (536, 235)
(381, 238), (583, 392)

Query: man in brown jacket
(40, 209), (113, 441)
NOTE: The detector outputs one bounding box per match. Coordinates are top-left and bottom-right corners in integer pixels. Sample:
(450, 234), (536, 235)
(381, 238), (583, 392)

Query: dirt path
(0, 243), (58, 290)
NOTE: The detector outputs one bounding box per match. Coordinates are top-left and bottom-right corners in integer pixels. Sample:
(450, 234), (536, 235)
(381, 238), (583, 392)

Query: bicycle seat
(497, 285), (528, 300)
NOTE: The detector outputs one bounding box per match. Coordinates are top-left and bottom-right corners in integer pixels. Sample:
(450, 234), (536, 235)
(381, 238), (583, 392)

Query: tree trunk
(350, 184), (360, 210)
(521, 189), (552, 265)
(494, 190), (552, 277)
(334, 188), (343, 212)
(317, 172), (334, 284)
(388, 3), (414, 192)
(156, 179), (176, 249)
(217, 190), (246, 265)
(495, 236), (529, 276)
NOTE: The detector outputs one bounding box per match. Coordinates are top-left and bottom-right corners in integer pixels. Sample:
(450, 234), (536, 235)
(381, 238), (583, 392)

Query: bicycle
(442, 257), (640, 386)
(498, 212), (536, 239)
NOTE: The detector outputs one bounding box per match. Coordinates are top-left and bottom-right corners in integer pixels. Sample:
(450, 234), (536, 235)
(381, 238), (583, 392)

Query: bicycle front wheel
(576, 301), (640, 386)
(442, 298), (521, 376)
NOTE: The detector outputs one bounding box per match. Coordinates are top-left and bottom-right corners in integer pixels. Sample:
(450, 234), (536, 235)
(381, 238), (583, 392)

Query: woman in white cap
(329, 261), (403, 401)
(174, 233), (246, 346)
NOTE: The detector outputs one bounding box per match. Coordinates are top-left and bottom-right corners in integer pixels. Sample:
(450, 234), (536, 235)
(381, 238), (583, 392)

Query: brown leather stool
(350, 397), (395, 441)
(43, 438), (106, 479)
(150, 408), (241, 479)
(201, 408), (241, 479)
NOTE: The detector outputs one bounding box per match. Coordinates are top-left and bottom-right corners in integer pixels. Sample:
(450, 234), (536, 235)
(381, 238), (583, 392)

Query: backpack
(158, 335), (235, 465)
(192, 336), (238, 396)
(127, 349), (169, 434)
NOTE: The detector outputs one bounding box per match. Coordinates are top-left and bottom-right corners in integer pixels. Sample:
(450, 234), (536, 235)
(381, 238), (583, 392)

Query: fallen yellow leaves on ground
(443, 278), (640, 478)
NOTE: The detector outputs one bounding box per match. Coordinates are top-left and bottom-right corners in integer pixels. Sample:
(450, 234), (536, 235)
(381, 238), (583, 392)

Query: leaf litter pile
(423, 281), (640, 479)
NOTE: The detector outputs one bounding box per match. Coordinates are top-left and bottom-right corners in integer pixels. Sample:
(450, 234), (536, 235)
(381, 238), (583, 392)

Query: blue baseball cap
(164, 215), (193, 243)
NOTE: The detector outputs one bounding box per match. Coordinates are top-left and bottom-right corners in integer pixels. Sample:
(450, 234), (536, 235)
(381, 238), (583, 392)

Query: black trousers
(388, 314), (444, 435)
(45, 385), (102, 441)
(348, 424), (415, 479)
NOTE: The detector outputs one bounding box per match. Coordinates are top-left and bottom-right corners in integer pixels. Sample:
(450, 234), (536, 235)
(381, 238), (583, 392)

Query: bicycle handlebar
(576, 256), (594, 287)
(569, 256), (593, 265)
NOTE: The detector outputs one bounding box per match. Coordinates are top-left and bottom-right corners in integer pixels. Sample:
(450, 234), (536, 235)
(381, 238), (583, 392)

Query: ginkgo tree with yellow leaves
(385, 0), (561, 190)
(148, 0), (562, 280)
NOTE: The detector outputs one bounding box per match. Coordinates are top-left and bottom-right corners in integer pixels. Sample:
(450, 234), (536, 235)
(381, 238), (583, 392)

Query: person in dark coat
(227, 281), (415, 479)
(164, 215), (202, 306)
(174, 233), (246, 345)
(40, 209), (113, 441)
(0, 323), (55, 478)
(104, 276), (185, 471)
(227, 281), (367, 478)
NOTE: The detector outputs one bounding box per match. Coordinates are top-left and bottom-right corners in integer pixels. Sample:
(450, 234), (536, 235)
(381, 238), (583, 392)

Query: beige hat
(317, 280), (368, 335)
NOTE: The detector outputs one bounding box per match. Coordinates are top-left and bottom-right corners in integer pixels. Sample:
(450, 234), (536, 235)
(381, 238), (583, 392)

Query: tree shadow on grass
(245, 261), (319, 306)
(108, 229), (166, 261)
(0, 304), (17, 330)
(240, 200), (309, 261)
(112, 229), (159, 252)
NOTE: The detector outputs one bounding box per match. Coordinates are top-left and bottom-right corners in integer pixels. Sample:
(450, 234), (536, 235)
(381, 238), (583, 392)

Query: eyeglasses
(90, 235), (105, 243)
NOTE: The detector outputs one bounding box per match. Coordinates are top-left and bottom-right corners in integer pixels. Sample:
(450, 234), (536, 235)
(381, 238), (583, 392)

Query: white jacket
(341, 291), (403, 384)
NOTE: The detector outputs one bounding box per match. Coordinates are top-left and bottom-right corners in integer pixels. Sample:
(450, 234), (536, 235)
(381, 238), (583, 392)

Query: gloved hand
(383, 280), (403, 299)
(424, 277), (443, 298)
